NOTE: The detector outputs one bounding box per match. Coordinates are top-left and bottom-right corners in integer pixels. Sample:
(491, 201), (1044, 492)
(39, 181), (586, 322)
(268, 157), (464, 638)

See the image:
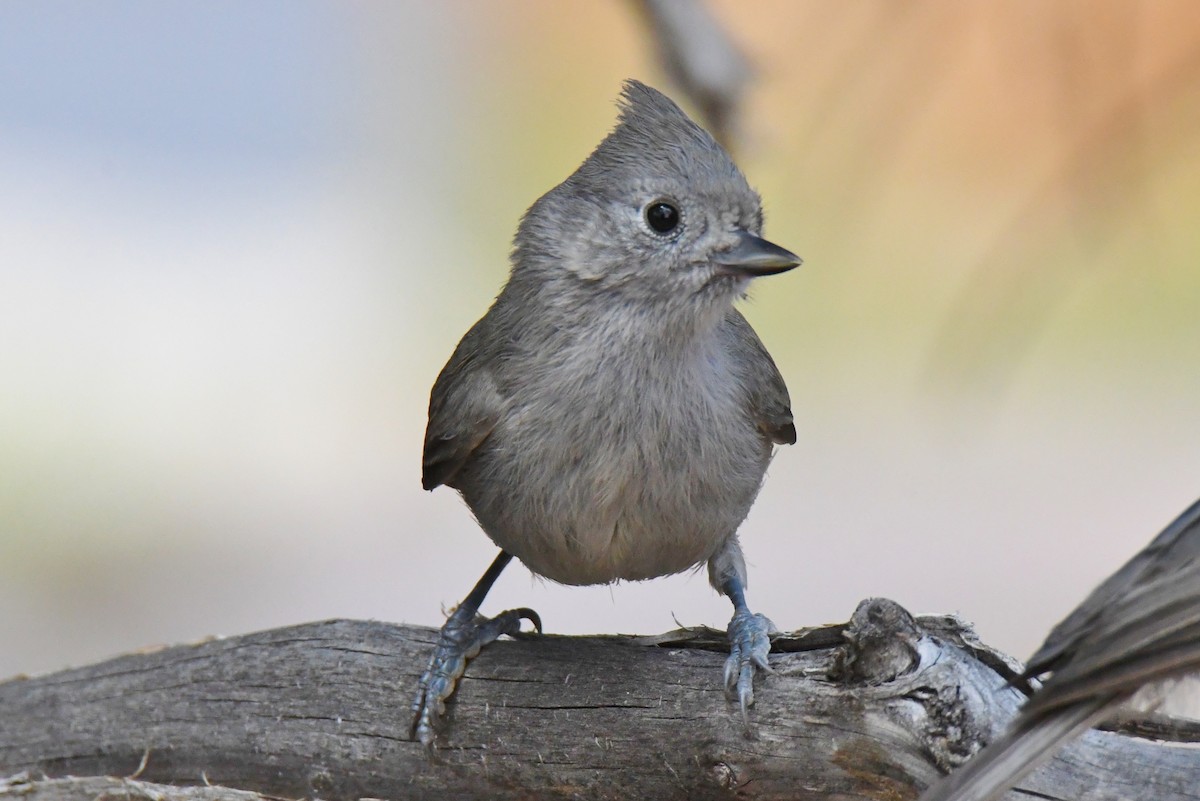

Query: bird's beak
(712, 229), (802, 277)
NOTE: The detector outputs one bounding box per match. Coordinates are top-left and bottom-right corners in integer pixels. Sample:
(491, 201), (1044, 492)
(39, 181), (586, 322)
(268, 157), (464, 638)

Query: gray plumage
(423, 80), (794, 588)
(412, 80), (800, 747)
(919, 497), (1200, 801)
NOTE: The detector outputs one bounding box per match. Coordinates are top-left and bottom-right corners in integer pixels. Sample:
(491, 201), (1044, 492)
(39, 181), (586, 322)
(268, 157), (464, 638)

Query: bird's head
(513, 80), (800, 317)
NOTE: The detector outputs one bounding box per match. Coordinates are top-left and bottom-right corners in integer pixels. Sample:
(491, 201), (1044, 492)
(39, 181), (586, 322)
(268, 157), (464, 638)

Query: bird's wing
(422, 315), (507, 491)
(1023, 497), (1200, 679)
(723, 308), (796, 446)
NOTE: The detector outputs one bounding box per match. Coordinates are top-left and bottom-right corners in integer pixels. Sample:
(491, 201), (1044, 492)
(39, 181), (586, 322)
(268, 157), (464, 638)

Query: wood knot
(708, 760), (742, 790)
(830, 597), (922, 684)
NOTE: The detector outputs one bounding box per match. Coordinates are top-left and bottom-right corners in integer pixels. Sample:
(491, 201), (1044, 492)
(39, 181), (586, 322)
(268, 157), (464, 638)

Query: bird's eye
(644, 200), (680, 235)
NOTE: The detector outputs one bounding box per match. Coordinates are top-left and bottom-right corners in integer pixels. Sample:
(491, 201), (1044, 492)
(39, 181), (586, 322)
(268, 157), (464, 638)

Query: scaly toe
(411, 607), (539, 748)
(724, 610), (775, 726)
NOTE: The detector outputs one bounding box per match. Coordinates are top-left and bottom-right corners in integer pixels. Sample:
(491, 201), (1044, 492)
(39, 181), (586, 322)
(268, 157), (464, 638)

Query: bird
(409, 79), (801, 748)
(919, 496), (1200, 801)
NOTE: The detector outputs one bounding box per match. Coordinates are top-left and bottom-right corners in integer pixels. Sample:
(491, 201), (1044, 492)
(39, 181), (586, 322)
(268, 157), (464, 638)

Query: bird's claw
(411, 606), (541, 748)
(724, 609), (774, 727)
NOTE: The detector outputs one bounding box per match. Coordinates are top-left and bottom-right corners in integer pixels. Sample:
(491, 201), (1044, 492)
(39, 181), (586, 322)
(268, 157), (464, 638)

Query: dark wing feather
(723, 309), (796, 446)
(422, 315), (507, 491)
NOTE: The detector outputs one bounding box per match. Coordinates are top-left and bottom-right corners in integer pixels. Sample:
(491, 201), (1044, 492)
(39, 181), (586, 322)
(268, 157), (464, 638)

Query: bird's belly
(460, 399), (770, 586)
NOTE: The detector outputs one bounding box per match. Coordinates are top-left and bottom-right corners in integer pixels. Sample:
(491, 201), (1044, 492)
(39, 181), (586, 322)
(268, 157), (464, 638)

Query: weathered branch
(2, 599), (1197, 800)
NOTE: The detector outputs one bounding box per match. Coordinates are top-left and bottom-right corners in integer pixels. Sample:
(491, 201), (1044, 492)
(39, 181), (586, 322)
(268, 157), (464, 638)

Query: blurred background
(2, 1), (1199, 684)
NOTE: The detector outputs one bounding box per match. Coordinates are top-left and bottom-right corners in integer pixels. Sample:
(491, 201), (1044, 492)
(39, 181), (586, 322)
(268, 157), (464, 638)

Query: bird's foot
(724, 609), (775, 727)
(411, 604), (541, 748)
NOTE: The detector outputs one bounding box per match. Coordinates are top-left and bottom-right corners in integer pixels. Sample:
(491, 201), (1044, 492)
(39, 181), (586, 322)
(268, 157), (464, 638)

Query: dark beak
(712, 229), (802, 277)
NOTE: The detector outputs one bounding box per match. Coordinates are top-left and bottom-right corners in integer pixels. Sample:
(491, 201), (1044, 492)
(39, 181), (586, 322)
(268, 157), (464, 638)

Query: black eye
(645, 201), (680, 234)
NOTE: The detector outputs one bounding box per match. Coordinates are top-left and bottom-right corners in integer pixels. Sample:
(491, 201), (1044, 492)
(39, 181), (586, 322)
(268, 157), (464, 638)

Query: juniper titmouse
(411, 80), (801, 748)
(919, 496), (1200, 801)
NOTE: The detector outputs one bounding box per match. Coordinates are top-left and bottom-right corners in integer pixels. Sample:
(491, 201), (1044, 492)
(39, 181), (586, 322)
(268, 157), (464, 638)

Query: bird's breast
(458, 336), (772, 586)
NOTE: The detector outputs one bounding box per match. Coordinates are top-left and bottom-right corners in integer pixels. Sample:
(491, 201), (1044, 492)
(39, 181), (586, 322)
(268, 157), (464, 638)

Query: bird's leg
(721, 577), (775, 725)
(411, 550), (541, 748)
(708, 538), (774, 727)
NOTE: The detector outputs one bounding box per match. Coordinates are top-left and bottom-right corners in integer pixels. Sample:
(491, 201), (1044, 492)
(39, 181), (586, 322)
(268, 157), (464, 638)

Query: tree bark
(1, 598), (1197, 800)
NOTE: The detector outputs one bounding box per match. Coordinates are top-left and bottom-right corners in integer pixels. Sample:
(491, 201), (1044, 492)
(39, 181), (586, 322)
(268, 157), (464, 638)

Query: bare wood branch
(1, 599), (1197, 800)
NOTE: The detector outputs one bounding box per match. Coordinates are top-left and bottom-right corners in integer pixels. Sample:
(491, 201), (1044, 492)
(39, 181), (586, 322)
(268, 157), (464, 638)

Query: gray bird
(919, 497), (1200, 801)
(410, 80), (801, 748)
